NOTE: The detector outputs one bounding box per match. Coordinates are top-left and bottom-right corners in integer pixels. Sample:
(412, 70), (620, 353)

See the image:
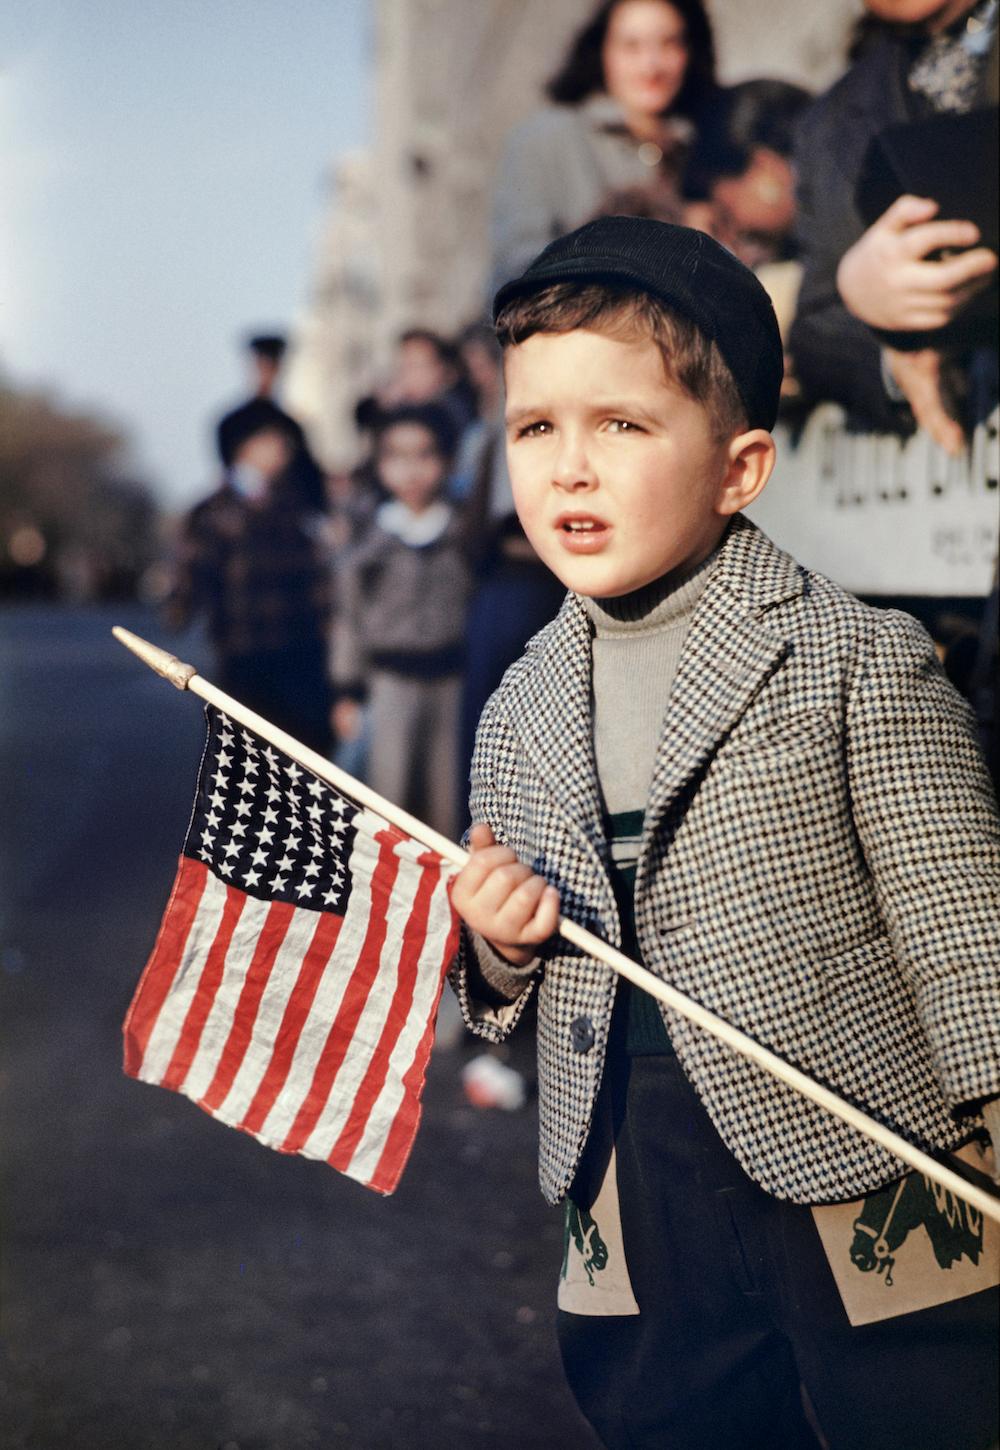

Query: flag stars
(197, 715), (361, 915)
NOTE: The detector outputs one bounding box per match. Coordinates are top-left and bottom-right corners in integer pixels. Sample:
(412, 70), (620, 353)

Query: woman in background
(489, 0), (718, 295)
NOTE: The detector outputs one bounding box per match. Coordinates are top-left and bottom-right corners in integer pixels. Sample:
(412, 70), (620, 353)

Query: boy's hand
(451, 824), (561, 968)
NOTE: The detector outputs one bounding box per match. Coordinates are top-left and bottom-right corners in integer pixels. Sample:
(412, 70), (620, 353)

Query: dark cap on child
(493, 215), (784, 432)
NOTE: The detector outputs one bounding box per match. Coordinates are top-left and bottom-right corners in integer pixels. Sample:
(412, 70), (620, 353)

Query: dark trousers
(218, 644), (331, 756)
(558, 1044), (999, 1450)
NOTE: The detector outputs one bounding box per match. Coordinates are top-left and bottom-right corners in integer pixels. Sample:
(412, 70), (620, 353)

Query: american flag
(123, 705), (460, 1194)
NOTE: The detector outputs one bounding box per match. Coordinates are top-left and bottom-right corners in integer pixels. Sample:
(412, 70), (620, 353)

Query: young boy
(331, 402), (470, 841)
(168, 416), (331, 752)
(450, 217), (1000, 1450)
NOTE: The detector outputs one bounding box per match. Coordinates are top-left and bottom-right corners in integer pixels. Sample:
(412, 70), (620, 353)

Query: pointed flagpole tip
(112, 626), (199, 690)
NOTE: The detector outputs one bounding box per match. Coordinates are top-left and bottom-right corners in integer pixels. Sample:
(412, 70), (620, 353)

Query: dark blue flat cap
(492, 216), (784, 431)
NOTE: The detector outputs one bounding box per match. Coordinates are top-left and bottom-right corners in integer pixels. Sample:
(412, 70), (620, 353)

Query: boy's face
(503, 328), (732, 597)
(232, 428), (292, 502)
(394, 339), (451, 403)
(377, 422), (446, 512)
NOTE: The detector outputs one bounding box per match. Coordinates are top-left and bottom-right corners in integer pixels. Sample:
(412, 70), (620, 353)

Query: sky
(0, 0), (370, 507)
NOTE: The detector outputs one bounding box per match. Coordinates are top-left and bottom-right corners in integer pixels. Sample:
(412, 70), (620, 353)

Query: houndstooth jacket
(451, 515), (1000, 1207)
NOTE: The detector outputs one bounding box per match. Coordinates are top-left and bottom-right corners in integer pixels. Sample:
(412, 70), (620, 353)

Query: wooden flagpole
(113, 626), (1000, 1225)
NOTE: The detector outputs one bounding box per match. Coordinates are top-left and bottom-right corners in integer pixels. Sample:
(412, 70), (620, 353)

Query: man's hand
(884, 346), (965, 456)
(837, 195), (997, 332)
(451, 824), (561, 967)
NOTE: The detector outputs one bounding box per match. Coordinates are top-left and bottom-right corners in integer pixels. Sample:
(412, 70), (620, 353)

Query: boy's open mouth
(555, 512), (610, 552)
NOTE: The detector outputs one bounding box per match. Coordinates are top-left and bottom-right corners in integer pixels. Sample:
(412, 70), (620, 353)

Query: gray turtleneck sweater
(580, 547), (719, 818)
(579, 547), (721, 1054)
(465, 545), (721, 1012)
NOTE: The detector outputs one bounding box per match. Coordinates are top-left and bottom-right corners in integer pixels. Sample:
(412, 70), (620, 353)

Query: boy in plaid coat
(450, 217), (1000, 1450)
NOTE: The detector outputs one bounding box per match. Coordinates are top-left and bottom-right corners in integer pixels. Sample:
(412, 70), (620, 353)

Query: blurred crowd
(166, 0), (999, 812)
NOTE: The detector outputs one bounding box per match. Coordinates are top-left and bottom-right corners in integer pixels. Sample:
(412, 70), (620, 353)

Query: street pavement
(0, 605), (599, 1450)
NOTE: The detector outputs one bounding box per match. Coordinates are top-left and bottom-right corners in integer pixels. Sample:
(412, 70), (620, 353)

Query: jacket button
(570, 1016), (595, 1054)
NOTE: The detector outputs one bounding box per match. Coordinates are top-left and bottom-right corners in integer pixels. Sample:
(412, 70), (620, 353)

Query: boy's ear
(715, 429), (776, 516)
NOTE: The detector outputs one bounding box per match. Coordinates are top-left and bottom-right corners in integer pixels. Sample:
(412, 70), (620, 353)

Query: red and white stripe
(123, 810), (459, 1194)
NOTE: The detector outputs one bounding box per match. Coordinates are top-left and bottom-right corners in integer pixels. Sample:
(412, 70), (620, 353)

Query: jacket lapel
(511, 594), (616, 922)
(502, 519), (804, 932)
(640, 519), (803, 861)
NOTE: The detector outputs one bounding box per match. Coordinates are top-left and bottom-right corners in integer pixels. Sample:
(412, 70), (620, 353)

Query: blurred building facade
(283, 149), (380, 469)
(287, 0), (860, 466)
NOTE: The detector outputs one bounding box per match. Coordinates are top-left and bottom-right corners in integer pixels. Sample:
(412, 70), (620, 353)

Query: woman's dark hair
(546, 0), (716, 117)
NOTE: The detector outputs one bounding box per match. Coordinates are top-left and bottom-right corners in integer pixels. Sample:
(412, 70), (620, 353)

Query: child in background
(450, 216), (999, 1450)
(168, 417), (331, 753)
(331, 403), (470, 841)
(385, 328), (477, 435)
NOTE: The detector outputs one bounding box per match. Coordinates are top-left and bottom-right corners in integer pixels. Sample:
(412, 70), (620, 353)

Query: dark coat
(790, 33), (917, 433)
